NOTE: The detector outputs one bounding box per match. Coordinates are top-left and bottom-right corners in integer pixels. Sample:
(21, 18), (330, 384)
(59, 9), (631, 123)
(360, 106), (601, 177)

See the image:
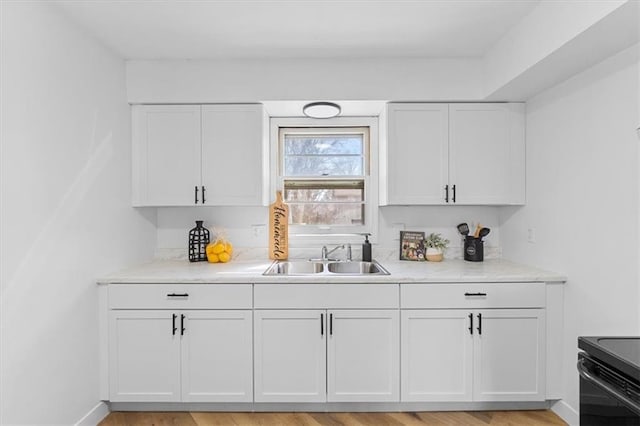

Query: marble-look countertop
(98, 258), (566, 285)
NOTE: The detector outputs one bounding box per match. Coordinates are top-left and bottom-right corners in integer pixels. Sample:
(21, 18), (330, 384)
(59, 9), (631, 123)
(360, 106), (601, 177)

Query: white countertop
(98, 258), (566, 284)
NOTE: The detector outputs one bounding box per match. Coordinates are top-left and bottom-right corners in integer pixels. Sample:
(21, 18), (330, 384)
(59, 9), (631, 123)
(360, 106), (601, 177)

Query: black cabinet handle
(172, 313), (177, 336)
(194, 186), (199, 204)
(468, 313), (473, 335)
(452, 184), (456, 203)
(445, 185), (449, 203)
(464, 292), (487, 297)
(321, 313), (324, 336)
(329, 313), (333, 336)
(167, 293), (189, 298)
(477, 313), (482, 335)
(202, 186), (206, 204)
(181, 314), (186, 336)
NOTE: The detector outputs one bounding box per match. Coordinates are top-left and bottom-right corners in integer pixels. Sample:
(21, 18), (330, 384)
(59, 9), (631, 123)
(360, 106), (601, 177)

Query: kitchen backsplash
(155, 245), (502, 261)
(155, 205), (502, 260)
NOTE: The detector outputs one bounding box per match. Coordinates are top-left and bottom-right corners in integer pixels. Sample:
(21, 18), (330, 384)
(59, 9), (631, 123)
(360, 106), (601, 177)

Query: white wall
(499, 44), (640, 420)
(0, 3), (156, 424)
(126, 57), (484, 103)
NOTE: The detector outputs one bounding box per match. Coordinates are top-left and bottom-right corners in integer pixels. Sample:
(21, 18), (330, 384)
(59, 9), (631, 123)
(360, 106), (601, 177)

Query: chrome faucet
(321, 244), (352, 261)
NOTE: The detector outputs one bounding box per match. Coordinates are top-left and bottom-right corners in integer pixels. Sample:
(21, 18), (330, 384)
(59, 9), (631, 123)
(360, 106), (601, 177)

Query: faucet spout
(321, 244), (345, 261)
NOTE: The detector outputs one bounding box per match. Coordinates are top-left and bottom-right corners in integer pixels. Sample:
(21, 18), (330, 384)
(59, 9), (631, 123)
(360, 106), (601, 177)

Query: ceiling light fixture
(303, 102), (341, 119)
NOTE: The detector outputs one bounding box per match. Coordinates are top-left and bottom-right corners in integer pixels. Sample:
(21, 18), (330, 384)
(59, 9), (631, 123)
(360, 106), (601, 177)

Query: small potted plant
(424, 233), (449, 262)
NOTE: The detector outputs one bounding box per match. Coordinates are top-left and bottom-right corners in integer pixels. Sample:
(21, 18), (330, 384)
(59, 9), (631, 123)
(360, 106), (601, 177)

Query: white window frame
(270, 117), (379, 246)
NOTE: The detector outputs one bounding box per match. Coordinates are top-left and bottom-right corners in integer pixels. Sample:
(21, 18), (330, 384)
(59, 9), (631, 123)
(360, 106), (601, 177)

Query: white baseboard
(551, 400), (578, 426)
(75, 401), (110, 426)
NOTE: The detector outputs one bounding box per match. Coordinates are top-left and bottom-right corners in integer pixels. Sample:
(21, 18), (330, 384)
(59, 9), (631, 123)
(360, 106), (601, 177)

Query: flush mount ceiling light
(303, 102), (341, 119)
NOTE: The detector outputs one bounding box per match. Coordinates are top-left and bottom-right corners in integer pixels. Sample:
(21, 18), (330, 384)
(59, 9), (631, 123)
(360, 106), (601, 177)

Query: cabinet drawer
(254, 284), (399, 309)
(109, 284), (252, 309)
(401, 283), (545, 309)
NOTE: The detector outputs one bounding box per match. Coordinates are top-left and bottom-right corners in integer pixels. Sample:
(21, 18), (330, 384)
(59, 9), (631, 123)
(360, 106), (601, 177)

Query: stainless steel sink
(326, 261), (388, 275)
(263, 260), (389, 276)
(265, 261), (324, 275)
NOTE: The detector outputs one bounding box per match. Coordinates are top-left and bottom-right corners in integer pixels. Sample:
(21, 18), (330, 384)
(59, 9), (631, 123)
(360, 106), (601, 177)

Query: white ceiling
(54, 0), (539, 60)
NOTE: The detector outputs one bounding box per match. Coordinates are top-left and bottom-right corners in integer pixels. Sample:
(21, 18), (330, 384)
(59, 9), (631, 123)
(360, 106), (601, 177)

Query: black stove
(578, 336), (640, 425)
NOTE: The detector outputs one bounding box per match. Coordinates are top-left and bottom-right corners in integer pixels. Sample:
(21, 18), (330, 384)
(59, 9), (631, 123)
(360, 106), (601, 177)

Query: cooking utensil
(457, 223), (469, 236)
(478, 227), (491, 239)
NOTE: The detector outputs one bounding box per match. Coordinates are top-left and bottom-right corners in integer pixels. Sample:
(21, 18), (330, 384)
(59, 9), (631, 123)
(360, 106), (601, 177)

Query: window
(271, 118), (378, 243)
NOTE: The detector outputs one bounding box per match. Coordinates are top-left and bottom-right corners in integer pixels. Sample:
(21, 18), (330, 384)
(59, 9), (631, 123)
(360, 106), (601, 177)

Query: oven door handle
(577, 358), (640, 415)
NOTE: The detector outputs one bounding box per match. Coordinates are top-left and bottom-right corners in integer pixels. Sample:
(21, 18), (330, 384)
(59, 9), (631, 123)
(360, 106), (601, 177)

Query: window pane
(284, 156), (363, 176)
(284, 135), (363, 155)
(288, 203), (364, 226)
(285, 188), (363, 203)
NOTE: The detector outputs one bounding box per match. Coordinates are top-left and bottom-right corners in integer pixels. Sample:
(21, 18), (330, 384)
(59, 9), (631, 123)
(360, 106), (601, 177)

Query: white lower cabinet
(254, 309), (400, 403)
(328, 310), (399, 402)
(109, 310), (253, 402)
(473, 309), (546, 401)
(401, 310), (473, 402)
(109, 310), (181, 402)
(254, 310), (327, 403)
(181, 310), (253, 402)
(401, 308), (545, 402)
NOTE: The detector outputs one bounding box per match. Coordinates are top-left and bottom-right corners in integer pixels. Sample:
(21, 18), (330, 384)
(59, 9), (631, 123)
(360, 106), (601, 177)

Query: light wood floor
(100, 410), (567, 426)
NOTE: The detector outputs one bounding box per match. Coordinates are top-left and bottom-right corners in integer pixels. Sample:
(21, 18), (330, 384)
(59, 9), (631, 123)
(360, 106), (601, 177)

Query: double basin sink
(263, 259), (390, 276)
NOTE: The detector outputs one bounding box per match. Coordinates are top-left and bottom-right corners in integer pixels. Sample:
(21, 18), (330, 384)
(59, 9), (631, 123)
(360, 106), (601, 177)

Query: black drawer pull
(464, 292), (487, 297)
(195, 186), (199, 204)
(477, 313), (482, 335)
(321, 313), (324, 336)
(181, 314), (186, 336)
(468, 313), (473, 335)
(167, 293), (189, 298)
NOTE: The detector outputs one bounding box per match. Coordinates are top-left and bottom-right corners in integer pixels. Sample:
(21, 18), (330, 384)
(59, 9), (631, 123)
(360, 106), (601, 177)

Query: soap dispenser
(362, 234), (372, 262)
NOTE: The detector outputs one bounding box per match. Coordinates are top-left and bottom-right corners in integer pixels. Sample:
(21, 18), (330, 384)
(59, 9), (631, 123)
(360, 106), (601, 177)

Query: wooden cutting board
(269, 191), (289, 260)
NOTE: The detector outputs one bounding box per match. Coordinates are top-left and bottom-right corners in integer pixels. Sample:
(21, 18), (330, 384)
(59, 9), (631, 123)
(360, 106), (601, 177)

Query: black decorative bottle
(188, 221), (210, 262)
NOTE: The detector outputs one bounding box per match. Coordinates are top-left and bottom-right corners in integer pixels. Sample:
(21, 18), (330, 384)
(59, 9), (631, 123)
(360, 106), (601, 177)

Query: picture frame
(399, 231), (426, 261)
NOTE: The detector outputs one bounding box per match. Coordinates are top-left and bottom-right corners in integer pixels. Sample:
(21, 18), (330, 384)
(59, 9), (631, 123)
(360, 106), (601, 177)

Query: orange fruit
(218, 252), (231, 263)
(211, 243), (225, 254)
(207, 253), (219, 263)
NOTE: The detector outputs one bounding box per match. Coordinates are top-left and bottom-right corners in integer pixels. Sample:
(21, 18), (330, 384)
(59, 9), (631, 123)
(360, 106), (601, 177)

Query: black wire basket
(188, 220), (210, 262)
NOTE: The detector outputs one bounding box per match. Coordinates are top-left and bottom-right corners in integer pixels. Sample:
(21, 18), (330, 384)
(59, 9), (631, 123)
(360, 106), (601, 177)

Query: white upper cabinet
(201, 105), (264, 206)
(449, 104), (525, 205)
(132, 105), (202, 206)
(132, 104), (264, 206)
(384, 103), (525, 205)
(386, 104), (449, 205)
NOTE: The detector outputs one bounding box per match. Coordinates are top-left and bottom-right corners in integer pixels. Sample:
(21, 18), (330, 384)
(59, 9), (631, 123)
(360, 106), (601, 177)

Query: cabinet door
(449, 103), (525, 205)
(181, 310), (253, 402)
(401, 310), (473, 402)
(473, 309), (546, 401)
(108, 310), (181, 402)
(327, 310), (399, 402)
(132, 105), (202, 206)
(387, 103), (449, 205)
(201, 104), (264, 205)
(254, 310), (326, 402)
